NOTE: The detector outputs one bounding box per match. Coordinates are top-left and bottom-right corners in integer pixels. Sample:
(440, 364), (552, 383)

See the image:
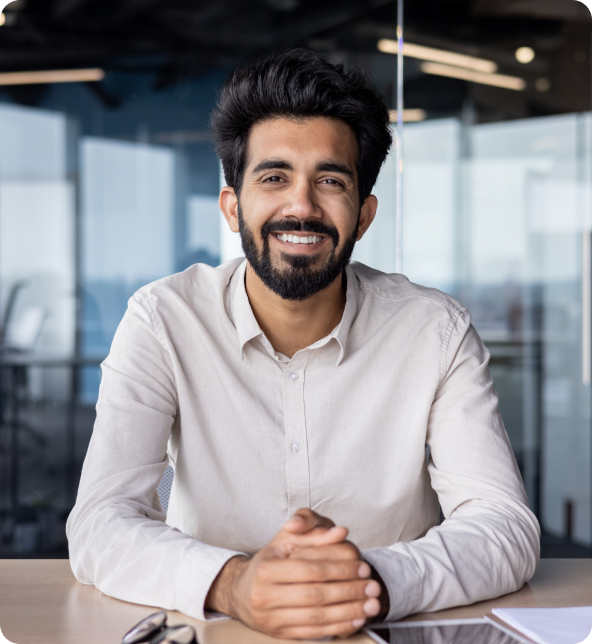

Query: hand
(205, 508), (382, 639)
(289, 540), (389, 621)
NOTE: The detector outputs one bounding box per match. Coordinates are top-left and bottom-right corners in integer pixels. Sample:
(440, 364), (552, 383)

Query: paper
(492, 607), (592, 644)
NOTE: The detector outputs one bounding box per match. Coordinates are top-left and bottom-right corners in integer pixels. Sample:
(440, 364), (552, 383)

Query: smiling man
(67, 49), (540, 640)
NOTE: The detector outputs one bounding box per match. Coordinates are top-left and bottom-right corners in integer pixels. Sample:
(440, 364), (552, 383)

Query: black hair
(210, 48), (393, 204)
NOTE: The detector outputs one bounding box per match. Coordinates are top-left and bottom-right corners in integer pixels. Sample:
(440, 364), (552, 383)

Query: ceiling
(0, 0), (589, 118)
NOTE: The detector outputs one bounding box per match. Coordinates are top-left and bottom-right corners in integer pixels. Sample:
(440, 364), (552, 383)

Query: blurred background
(0, 0), (590, 558)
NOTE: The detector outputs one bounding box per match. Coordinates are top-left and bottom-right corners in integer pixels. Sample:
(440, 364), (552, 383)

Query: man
(67, 49), (540, 640)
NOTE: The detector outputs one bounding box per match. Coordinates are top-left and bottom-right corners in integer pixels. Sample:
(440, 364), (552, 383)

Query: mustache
(260, 219), (340, 245)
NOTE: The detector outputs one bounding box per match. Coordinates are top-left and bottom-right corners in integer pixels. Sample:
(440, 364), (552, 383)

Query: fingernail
(363, 599), (380, 616)
(352, 618), (365, 629)
(358, 563), (371, 578)
(364, 581), (381, 598)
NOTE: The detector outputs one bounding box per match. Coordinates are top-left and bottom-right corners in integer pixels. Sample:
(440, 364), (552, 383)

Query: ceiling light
(420, 62), (526, 91)
(535, 77), (551, 93)
(389, 109), (427, 123)
(515, 47), (535, 64)
(0, 68), (105, 86)
(378, 39), (498, 74)
(0, 13), (5, 26)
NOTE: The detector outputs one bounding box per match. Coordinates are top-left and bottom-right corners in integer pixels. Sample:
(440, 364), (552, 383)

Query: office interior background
(0, 0), (590, 557)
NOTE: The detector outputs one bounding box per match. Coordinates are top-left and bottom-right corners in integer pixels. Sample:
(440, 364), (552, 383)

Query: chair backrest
(5, 306), (46, 352)
(157, 465), (175, 514)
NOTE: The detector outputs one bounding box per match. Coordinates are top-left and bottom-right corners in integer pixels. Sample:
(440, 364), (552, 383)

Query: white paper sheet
(492, 607), (592, 644)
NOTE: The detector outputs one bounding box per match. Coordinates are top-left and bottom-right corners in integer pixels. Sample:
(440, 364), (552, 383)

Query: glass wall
(1, 0), (591, 556)
(362, 113), (592, 548)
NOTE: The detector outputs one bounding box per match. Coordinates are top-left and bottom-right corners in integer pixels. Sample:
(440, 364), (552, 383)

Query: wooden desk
(0, 559), (589, 644)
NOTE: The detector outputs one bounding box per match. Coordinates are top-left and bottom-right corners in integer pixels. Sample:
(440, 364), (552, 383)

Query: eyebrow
(251, 158), (354, 180)
(315, 161), (354, 180)
(251, 159), (294, 174)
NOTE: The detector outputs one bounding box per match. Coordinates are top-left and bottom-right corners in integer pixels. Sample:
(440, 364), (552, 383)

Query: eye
(263, 175), (286, 183)
(321, 178), (344, 187)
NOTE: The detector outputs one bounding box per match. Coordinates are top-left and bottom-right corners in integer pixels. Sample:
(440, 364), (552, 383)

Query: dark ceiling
(0, 0), (590, 118)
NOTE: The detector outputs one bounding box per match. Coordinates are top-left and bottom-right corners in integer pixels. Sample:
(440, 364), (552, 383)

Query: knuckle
(307, 608), (324, 626)
(250, 587), (267, 610)
(308, 561), (324, 578)
(340, 543), (359, 560)
(305, 584), (325, 605)
(255, 611), (272, 630)
(256, 561), (271, 582)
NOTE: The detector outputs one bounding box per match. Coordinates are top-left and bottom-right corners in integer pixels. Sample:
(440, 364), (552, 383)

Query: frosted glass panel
(82, 138), (175, 285)
(0, 105), (75, 363)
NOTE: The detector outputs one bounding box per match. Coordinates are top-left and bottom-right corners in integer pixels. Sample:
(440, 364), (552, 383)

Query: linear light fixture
(378, 38), (498, 74)
(0, 68), (105, 86)
(389, 108), (427, 123)
(420, 62), (526, 91)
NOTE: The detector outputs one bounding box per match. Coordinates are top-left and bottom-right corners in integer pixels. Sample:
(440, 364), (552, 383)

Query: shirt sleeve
(66, 292), (244, 621)
(362, 307), (541, 621)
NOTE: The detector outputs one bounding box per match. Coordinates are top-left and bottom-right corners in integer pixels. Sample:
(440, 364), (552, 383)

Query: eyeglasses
(122, 611), (198, 644)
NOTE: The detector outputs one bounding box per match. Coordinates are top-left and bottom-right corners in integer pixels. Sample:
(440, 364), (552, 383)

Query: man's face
(233, 117), (366, 301)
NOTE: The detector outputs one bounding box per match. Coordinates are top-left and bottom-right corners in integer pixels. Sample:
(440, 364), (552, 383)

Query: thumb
(283, 508), (335, 534)
(275, 508), (349, 550)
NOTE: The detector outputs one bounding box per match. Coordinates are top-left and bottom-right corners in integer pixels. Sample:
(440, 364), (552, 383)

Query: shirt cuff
(174, 542), (246, 621)
(362, 547), (424, 622)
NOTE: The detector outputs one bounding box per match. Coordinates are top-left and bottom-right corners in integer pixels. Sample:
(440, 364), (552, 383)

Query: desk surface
(0, 559), (589, 644)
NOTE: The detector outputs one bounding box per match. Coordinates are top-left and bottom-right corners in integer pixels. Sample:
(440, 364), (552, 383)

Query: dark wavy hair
(210, 48), (393, 204)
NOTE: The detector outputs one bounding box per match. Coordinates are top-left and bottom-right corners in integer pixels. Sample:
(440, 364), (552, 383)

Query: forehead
(246, 117), (358, 168)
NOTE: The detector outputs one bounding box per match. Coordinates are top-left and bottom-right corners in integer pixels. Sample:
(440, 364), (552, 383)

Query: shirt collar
(231, 260), (264, 358)
(230, 260), (359, 365)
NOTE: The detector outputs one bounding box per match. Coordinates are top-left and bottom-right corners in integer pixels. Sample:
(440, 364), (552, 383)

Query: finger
(283, 508), (335, 534)
(265, 597), (381, 630)
(284, 525), (349, 546)
(289, 542), (361, 561)
(269, 526), (349, 557)
(256, 579), (381, 609)
(273, 618), (365, 640)
(257, 558), (371, 584)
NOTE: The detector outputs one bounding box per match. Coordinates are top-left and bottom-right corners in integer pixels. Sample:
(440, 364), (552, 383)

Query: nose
(281, 179), (321, 221)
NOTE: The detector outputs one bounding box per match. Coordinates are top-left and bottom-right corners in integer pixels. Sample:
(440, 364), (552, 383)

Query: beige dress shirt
(67, 258), (540, 622)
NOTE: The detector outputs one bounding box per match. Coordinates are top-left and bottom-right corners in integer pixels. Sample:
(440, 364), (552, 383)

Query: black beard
(238, 204), (359, 301)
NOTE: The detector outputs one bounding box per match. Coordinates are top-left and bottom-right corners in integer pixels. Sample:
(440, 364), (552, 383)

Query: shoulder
(350, 261), (466, 322)
(132, 258), (243, 301)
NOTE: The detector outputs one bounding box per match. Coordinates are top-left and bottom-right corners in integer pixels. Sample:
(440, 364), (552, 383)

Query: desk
(0, 559), (589, 644)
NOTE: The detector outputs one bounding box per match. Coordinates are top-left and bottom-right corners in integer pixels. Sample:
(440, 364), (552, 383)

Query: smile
(274, 233), (324, 245)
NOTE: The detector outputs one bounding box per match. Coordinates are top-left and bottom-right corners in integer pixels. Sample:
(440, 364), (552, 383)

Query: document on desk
(492, 607), (592, 644)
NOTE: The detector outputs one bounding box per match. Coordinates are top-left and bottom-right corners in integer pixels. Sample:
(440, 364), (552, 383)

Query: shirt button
(289, 372), (299, 381)
(291, 442), (302, 453)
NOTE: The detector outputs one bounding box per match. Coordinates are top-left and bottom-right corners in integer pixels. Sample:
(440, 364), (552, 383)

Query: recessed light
(516, 47), (535, 64)
(535, 77), (551, 93)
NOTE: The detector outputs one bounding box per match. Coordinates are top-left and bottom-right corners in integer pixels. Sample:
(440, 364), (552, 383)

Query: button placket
(283, 352), (312, 514)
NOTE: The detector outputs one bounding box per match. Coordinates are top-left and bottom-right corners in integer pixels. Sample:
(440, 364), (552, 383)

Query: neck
(245, 263), (347, 358)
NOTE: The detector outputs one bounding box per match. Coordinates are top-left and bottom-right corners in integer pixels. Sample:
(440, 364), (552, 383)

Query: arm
(67, 293), (244, 620)
(362, 312), (540, 621)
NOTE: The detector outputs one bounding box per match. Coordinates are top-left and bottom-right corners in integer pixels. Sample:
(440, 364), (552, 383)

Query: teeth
(277, 234), (322, 245)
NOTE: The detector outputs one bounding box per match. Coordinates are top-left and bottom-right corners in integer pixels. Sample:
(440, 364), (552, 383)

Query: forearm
(363, 500), (540, 621)
(68, 478), (245, 620)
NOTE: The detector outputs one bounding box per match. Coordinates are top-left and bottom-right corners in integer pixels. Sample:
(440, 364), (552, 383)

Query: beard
(238, 203), (359, 301)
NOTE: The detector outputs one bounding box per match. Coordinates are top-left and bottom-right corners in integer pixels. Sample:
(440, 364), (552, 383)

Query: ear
(219, 186), (239, 233)
(356, 195), (378, 241)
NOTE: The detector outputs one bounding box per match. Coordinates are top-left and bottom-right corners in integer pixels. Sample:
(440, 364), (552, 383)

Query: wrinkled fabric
(67, 258), (540, 621)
